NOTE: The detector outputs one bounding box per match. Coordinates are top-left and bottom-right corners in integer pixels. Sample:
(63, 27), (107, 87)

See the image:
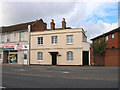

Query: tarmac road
(2, 64), (119, 88)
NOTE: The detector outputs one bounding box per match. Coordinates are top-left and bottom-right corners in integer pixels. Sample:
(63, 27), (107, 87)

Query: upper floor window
(7, 33), (10, 42)
(111, 34), (114, 39)
(20, 32), (24, 41)
(105, 36), (108, 41)
(94, 40), (96, 44)
(1, 34), (4, 43)
(66, 35), (73, 44)
(38, 37), (43, 45)
(37, 52), (43, 61)
(67, 51), (73, 61)
(51, 36), (57, 45)
(98, 39), (100, 43)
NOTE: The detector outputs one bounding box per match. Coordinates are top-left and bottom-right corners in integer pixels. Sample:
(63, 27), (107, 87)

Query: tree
(92, 39), (107, 55)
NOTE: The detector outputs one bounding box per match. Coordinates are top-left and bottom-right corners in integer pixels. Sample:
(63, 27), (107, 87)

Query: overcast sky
(0, 0), (119, 42)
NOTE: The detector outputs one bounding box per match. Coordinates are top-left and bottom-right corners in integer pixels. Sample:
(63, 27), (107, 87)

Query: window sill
(52, 44), (57, 45)
(37, 60), (43, 62)
(66, 43), (73, 45)
(38, 44), (43, 46)
(67, 60), (74, 62)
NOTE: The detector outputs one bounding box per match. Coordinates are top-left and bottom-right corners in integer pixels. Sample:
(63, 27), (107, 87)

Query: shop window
(51, 36), (57, 45)
(67, 51), (73, 61)
(38, 52), (43, 61)
(10, 50), (18, 52)
(8, 54), (17, 63)
(66, 35), (73, 44)
(0, 54), (1, 59)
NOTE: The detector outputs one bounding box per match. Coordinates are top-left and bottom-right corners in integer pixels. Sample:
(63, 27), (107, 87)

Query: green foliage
(92, 39), (107, 55)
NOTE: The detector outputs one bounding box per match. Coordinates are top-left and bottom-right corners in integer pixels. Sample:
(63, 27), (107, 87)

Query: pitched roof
(2, 21), (36, 33)
(91, 27), (120, 40)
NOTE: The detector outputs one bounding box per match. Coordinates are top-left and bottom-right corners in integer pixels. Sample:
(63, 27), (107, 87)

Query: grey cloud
(78, 21), (105, 42)
(2, 2), (77, 27)
(1, 2), (117, 42)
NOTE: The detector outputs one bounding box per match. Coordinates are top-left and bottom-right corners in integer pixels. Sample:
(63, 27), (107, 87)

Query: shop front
(0, 45), (29, 65)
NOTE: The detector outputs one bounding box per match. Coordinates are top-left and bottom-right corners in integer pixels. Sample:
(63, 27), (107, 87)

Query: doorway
(49, 52), (58, 65)
(83, 51), (89, 65)
(3, 51), (9, 63)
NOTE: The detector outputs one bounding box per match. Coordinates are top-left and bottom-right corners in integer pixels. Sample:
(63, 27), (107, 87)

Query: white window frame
(66, 35), (73, 44)
(105, 36), (108, 41)
(94, 40), (96, 44)
(98, 39), (100, 43)
(37, 52), (43, 61)
(7, 33), (10, 42)
(20, 32), (24, 41)
(51, 36), (57, 45)
(111, 34), (114, 39)
(67, 51), (73, 61)
(1, 34), (4, 43)
(38, 37), (43, 45)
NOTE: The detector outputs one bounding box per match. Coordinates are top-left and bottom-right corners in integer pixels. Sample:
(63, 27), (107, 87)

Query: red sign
(0, 45), (15, 49)
(15, 45), (23, 50)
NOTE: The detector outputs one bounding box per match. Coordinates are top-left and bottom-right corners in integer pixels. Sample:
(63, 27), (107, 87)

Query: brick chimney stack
(62, 18), (66, 29)
(50, 19), (55, 30)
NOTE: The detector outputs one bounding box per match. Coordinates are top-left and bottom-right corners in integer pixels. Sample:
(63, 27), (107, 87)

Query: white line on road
(62, 72), (70, 74)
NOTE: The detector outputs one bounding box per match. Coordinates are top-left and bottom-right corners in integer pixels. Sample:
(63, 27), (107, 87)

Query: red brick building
(91, 27), (120, 66)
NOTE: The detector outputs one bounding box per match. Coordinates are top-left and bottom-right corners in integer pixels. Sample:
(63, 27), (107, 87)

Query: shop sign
(14, 45), (29, 50)
(0, 45), (15, 50)
(0, 45), (29, 50)
(15, 45), (23, 50)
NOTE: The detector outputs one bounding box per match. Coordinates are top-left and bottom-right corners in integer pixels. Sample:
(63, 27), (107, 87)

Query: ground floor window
(0, 54), (1, 59)
(38, 52), (43, 61)
(67, 51), (73, 61)
(24, 53), (27, 59)
(8, 54), (17, 63)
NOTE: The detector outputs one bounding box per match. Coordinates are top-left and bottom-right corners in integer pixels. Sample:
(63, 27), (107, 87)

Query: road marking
(62, 72), (70, 74)
(20, 69), (24, 71)
(14, 68), (26, 71)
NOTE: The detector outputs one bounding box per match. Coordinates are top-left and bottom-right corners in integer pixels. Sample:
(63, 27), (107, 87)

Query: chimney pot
(51, 19), (54, 22)
(50, 19), (55, 30)
(62, 18), (66, 29)
(63, 18), (65, 21)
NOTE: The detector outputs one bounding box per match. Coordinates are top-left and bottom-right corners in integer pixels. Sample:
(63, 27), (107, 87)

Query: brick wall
(105, 48), (118, 66)
(94, 54), (104, 66)
(31, 19), (47, 32)
(91, 31), (119, 66)
(106, 32), (119, 48)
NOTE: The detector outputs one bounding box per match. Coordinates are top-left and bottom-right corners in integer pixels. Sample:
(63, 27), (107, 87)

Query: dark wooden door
(83, 51), (89, 65)
(50, 52), (58, 65)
